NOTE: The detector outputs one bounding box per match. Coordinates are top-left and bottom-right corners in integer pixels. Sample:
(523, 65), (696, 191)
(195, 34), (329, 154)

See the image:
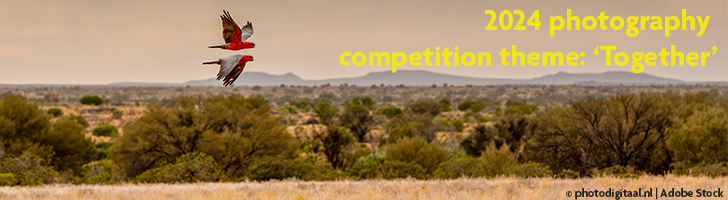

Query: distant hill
(527, 71), (684, 85)
(2, 70), (705, 88)
(166, 70), (685, 87)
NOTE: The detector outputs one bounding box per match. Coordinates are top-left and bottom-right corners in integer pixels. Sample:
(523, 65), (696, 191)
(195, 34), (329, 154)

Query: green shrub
(378, 105), (403, 119)
(0, 173), (18, 186)
(133, 152), (226, 183)
(389, 123), (424, 143)
(95, 142), (113, 160)
(80, 159), (114, 184)
(47, 108), (63, 117)
(247, 157), (345, 181)
(434, 158), (480, 179)
(385, 137), (450, 178)
(477, 116), (490, 122)
(0, 152), (72, 186)
(667, 107), (727, 171)
(477, 143), (518, 178)
(433, 116), (465, 132)
(381, 161), (426, 179)
(458, 100), (473, 111)
(79, 95), (104, 105)
(348, 152), (385, 179)
(279, 105), (297, 114)
(406, 99), (441, 116)
(92, 124), (119, 137)
(673, 163), (727, 177)
(513, 162), (553, 178)
(0, 95), (96, 176)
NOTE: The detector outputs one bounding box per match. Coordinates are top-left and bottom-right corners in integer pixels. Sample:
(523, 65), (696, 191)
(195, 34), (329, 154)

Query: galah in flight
(203, 55), (254, 87)
(208, 10), (255, 50)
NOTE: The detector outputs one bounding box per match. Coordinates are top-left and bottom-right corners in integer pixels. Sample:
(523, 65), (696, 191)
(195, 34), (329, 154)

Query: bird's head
(243, 55), (254, 62)
(249, 42), (256, 48)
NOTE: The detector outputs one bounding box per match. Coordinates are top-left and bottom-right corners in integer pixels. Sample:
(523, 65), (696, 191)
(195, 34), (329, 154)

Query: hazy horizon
(1, 0), (726, 84)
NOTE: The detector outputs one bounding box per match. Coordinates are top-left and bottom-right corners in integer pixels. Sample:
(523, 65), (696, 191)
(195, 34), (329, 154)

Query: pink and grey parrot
(208, 10), (255, 50)
(203, 55), (254, 87)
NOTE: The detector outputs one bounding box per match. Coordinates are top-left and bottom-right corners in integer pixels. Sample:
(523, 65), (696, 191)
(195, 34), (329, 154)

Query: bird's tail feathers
(208, 45), (224, 49)
(203, 60), (221, 65)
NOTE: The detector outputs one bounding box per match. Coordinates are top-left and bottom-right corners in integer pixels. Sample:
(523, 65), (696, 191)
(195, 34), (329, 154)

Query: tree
(460, 125), (499, 157)
(314, 101), (337, 126)
(0, 95), (95, 175)
(113, 94), (292, 179)
(526, 94), (673, 173)
(340, 102), (376, 142)
(79, 95), (104, 106)
(321, 126), (355, 169)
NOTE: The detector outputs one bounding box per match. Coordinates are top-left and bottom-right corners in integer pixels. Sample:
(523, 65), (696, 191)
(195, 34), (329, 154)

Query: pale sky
(0, 0), (725, 84)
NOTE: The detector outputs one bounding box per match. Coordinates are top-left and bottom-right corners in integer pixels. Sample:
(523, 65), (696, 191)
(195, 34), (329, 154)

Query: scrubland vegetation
(0, 84), (725, 199)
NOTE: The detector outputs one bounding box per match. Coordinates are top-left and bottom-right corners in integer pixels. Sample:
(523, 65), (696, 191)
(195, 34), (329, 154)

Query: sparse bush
(80, 95), (104, 105)
(252, 85), (262, 91)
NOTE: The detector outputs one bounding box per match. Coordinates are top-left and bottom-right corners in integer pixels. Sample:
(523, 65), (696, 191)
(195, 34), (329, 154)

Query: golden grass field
(0, 175), (726, 200)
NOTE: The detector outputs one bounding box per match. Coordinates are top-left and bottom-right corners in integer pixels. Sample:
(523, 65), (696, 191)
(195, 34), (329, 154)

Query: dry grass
(0, 175), (726, 200)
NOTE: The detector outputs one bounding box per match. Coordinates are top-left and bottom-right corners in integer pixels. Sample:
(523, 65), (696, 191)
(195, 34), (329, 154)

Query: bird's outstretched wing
(217, 55), (244, 81)
(221, 10), (240, 44)
(240, 21), (254, 41)
(222, 62), (247, 87)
